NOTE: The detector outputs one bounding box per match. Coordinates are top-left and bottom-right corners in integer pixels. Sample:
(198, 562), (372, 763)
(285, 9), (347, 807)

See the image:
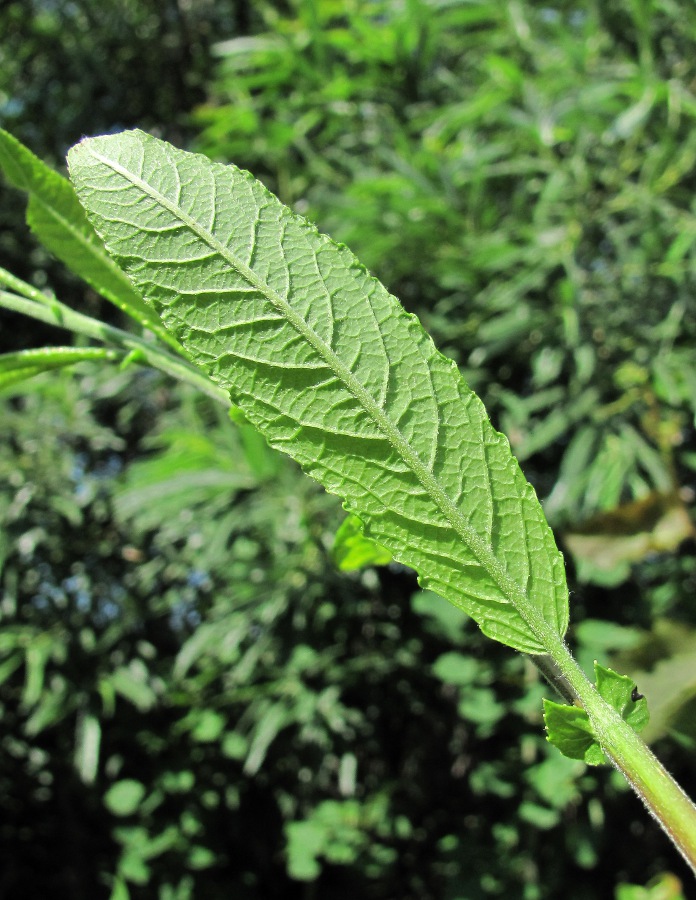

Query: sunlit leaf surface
(68, 130), (569, 654)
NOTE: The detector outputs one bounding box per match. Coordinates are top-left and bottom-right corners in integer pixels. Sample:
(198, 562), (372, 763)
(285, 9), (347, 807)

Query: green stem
(548, 637), (696, 873)
(0, 265), (57, 305)
(0, 288), (230, 408)
(0, 262), (183, 354)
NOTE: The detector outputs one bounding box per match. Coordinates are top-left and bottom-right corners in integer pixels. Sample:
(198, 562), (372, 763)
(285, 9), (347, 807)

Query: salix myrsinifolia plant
(1, 127), (695, 873)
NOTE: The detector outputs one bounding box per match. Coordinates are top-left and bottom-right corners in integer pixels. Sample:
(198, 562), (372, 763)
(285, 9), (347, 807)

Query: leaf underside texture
(68, 129), (569, 654)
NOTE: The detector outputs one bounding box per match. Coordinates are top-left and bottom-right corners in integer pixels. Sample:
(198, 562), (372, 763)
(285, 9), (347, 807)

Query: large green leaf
(0, 128), (173, 344)
(68, 129), (569, 654)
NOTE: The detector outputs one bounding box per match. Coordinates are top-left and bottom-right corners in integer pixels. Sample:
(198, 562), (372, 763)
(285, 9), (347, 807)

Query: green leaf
(0, 346), (120, 391)
(543, 700), (607, 766)
(188, 710), (226, 743)
(68, 129), (569, 654)
(544, 663), (649, 765)
(615, 872), (686, 900)
(187, 846), (216, 870)
(285, 820), (325, 881)
(104, 779), (146, 816)
(595, 663), (650, 733)
(74, 712), (102, 786)
(517, 801), (560, 830)
(22, 632), (54, 707)
(0, 128), (171, 342)
(221, 732), (248, 761)
(106, 662), (157, 712)
(243, 702), (290, 776)
(432, 652), (479, 686)
(109, 877), (131, 900)
(331, 513), (392, 571)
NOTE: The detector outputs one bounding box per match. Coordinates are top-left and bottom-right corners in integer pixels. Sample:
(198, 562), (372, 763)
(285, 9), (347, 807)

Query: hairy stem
(548, 637), (696, 873)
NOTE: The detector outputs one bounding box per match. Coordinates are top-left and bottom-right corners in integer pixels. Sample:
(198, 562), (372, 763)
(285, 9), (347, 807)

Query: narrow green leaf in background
(74, 712), (102, 786)
(68, 129), (569, 655)
(0, 128), (174, 345)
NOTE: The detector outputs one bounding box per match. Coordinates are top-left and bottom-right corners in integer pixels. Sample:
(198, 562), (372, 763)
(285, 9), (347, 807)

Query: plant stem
(0, 265), (57, 305)
(531, 654), (577, 704)
(548, 637), (696, 873)
(0, 288), (231, 408)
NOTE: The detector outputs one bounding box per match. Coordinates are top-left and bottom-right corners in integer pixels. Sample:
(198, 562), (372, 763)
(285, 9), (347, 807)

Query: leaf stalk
(548, 637), (696, 873)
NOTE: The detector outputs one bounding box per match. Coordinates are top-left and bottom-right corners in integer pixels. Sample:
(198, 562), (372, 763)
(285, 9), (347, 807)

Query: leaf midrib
(86, 144), (559, 652)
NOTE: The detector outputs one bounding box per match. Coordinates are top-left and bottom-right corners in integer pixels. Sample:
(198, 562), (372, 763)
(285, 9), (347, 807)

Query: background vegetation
(1, 1), (696, 898)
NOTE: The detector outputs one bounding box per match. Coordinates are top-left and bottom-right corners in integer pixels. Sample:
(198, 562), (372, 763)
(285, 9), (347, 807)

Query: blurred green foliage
(0, 0), (257, 347)
(1, 0), (696, 898)
(195, 0), (696, 530)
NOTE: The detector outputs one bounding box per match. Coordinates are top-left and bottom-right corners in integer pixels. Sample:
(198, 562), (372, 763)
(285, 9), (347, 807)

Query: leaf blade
(332, 514), (393, 572)
(68, 129), (569, 654)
